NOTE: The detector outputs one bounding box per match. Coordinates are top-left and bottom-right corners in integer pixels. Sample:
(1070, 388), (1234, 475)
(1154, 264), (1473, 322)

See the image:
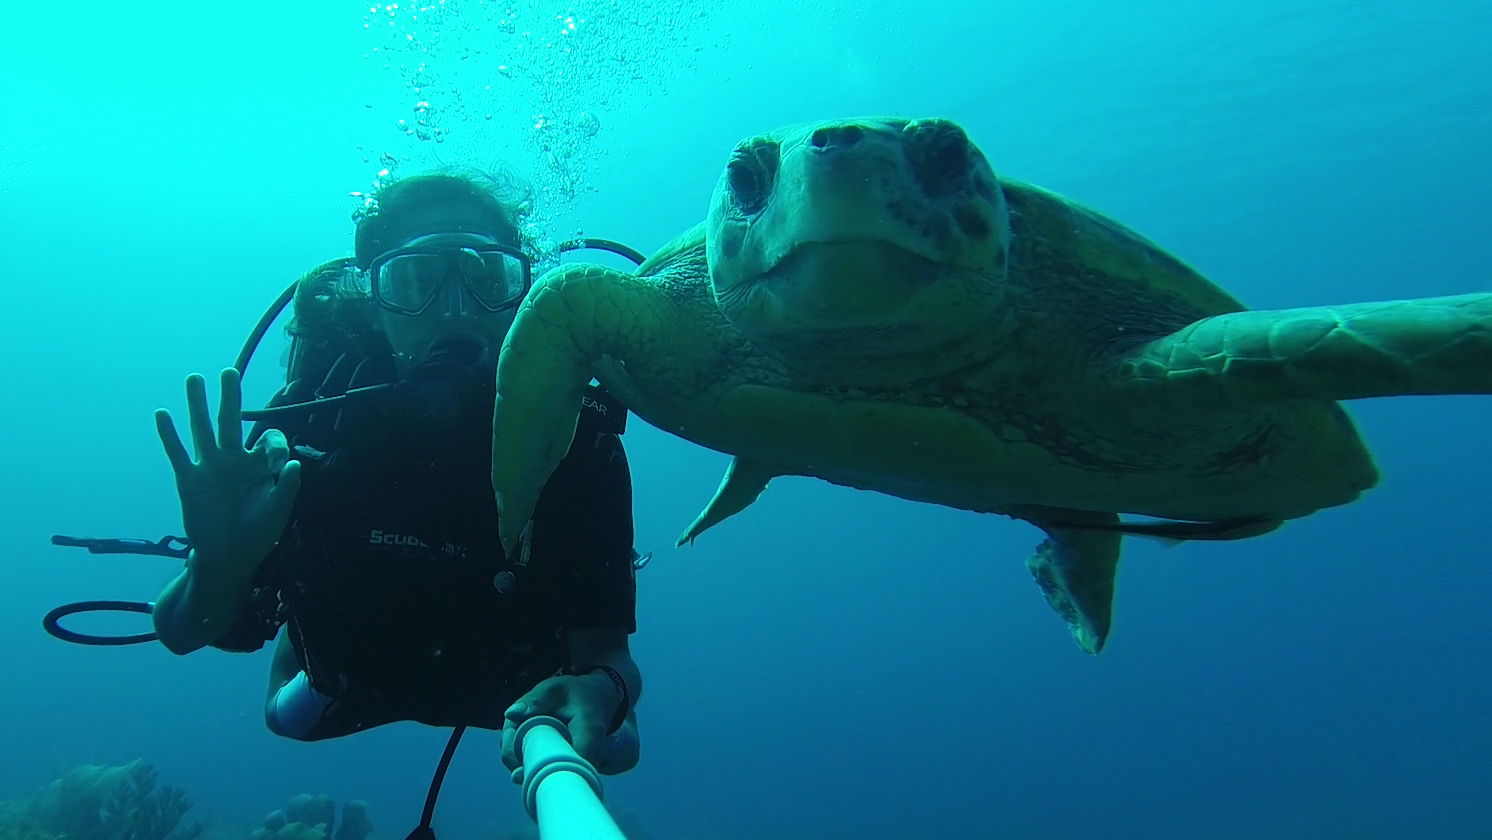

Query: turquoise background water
(2, 1), (1489, 837)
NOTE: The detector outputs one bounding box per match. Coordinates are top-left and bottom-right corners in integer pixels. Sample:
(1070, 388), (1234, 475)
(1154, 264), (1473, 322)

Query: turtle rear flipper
(678, 457), (785, 546)
(1024, 515), (1123, 654)
(1118, 292), (1492, 404)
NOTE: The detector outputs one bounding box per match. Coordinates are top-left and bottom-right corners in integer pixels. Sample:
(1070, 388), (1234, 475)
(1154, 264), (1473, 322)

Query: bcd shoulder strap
(580, 384), (627, 436)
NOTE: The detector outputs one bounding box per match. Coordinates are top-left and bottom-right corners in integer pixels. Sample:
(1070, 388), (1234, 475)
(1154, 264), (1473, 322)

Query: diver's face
(370, 231), (530, 373)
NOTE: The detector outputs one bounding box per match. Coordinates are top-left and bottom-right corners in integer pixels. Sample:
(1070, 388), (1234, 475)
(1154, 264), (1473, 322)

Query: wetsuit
(212, 365), (635, 739)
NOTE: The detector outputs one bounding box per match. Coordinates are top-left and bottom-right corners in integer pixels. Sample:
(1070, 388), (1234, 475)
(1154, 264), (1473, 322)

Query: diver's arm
(500, 626), (641, 775)
(152, 549), (266, 654)
(554, 416), (641, 717)
(567, 626), (643, 715)
(503, 405), (641, 770)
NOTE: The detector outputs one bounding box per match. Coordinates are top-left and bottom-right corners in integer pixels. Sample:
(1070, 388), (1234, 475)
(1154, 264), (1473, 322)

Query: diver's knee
(265, 671), (333, 740)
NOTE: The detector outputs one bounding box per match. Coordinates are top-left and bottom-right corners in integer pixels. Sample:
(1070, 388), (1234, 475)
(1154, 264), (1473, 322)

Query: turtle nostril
(810, 124), (865, 151)
(909, 121), (972, 196)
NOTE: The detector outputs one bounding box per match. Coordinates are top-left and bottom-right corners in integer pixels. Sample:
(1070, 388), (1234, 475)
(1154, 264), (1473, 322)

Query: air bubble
(572, 110), (600, 137)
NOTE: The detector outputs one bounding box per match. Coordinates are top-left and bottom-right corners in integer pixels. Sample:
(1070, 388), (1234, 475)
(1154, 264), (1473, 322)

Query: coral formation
(0, 799), (61, 840)
(333, 800), (372, 840)
(25, 761), (200, 840)
(1, 763), (372, 840)
(249, 795), (372, 840)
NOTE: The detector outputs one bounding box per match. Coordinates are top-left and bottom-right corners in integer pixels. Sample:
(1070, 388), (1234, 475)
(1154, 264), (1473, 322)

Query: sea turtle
(490, 116), (1492, 653)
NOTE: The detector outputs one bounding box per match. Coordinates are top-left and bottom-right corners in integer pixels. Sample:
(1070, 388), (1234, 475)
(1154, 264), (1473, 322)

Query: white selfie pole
(512, 716), (628, 840)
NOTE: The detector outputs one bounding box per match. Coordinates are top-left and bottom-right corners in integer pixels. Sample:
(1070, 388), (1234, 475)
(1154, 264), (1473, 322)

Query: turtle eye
(726, 140), (778, 216)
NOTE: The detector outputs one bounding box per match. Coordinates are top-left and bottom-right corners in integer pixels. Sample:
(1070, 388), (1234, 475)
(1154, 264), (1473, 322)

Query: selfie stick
(513, 716), (627, 840)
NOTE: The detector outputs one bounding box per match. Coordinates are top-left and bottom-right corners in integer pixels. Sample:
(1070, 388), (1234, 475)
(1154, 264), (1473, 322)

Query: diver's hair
(283, 258), (389, 386)
(352, 165), (534, 268)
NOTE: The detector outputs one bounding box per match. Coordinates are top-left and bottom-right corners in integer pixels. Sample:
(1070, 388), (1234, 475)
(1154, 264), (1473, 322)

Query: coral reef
(333, 800), (372, 840)
(247, 823), (323, 840)
(0, 799), (61, 840)
(249, 795), (372, 840)
(0, 763), (372, 840)
(24, 761), (200, 840)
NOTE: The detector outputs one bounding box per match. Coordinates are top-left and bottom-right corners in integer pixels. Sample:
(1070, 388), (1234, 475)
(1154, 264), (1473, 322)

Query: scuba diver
(137, 171), (643, 838)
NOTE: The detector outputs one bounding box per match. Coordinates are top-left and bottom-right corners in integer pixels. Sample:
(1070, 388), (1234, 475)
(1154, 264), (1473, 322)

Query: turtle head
(706, 116), (1011, 378)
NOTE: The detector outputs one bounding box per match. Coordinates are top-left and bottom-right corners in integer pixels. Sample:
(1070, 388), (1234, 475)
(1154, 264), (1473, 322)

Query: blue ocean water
(2, 1), (1489, 838)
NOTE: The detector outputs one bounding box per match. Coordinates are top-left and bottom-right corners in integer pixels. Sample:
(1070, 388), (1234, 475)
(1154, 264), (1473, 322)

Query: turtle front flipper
(1023, 512), (1123, 654)
(1118, 292), (1492, 404)
(492, 262), (652, 557)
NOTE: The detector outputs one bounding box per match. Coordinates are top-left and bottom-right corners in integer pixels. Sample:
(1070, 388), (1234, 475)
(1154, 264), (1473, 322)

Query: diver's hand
(155, 368), (301, 570)
(502, 672), (638, 776)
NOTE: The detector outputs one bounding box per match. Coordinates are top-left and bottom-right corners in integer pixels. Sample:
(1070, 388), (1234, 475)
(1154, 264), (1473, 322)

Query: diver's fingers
(184, 373), (216, 461)
(216, 368), (245, 452)
(500, 716), (521, 772)
(267, 460), (302, 522)
(502, 679), (564, 769)
(567, 708), (605, 769)
(155, 409), (192, 474)
(257, 428), (290, 474)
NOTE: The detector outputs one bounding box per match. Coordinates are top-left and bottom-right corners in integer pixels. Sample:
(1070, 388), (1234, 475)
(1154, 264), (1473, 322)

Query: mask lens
(375, 253), (447, 314)
(457, 247), (530, 310)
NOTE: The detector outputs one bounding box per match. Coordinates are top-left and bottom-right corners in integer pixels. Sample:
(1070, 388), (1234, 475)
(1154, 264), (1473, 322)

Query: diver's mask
(368, 233), (533, 317)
